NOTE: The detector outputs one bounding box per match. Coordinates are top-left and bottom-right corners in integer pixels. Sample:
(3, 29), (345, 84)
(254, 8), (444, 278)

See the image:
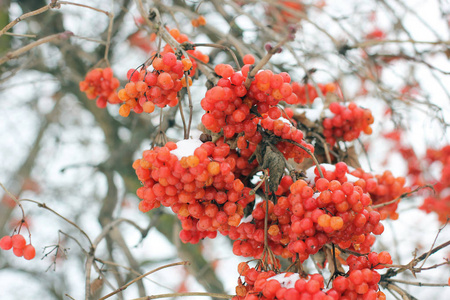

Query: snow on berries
(79, 68), (121, 108)
(133, 138), (256, 243)
(233, 259), (389, 300)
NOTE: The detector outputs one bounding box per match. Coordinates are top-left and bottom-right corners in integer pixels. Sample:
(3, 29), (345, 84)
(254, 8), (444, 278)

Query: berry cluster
(228, 162), (384, 261)
(191, 15), (207, 27)
(163, 28), (209, 76)
(322, 102), (374, 146)
(201, 62), (314, 165)
(117, 53), (189, 117)
(291, 82), (338, 105)
(79, 68), (121, 108)
(419, 145), (450, 223)
(233, 258), (389, 300)
(0, 234), (35, 260)
(350, 169), (409, 220)
(132, 139), (256, 243)
(201, 63), (299, 135)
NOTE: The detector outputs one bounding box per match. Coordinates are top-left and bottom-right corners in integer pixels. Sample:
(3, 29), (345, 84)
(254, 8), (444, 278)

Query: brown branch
(193, 43), (241, 70)
(383, 239), (450, 278)
(384, 278), (450, 287)
(0, 31), (73, 66)
(98, 261), (190, 300)
(352, 39), (450, 49)
(244, 35), (291, 89)
(371, 185), (433, 209)
(19, 198), (93, 248)
(132, 292), (234, 299)
(0, 2), (57, 37)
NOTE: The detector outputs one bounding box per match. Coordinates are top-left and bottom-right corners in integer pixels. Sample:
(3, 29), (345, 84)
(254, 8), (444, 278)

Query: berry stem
(193, 43), (241, 70)
(244, 35), (290, 89)
(185, 71), (193, 139)
(281, 139), (324, 178)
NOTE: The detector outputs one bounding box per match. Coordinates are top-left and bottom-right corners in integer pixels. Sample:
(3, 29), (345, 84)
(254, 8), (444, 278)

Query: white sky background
(1, 0), (450, 299)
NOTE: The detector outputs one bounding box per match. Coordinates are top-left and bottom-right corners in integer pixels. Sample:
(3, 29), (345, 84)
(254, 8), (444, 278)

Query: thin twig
(0, 32), (73, 66)
(131, 292), (234, 299)
(98, 261), (190, 300)
(281, 139), (324, 178)
(371, 185), (433, 209)
(19, 198), (93, 247)
(193, 43), (241, 70)
(385, 278), (450, 287)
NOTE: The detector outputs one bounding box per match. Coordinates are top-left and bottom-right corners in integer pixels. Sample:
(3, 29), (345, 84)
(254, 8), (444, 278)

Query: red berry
(0, 236), (13, 250)
(23, 244), (36, 260)
(12, 234), (26, 249)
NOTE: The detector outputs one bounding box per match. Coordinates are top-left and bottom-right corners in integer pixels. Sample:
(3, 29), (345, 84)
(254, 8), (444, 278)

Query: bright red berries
(323, 101), (374, 145)
(1, 234), (35, 260)
(0, 236), (12, 250)
(23, 244), (36, 260)
(79, 68), (121, 108)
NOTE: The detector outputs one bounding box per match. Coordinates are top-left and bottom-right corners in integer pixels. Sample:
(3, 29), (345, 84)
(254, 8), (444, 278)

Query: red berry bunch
(350, 169), (409, 220)
(201, 63), (298, 137)
(233, 261), (388, 300)
(291, 82), (338, 105)
(383, 130), (423, 186)
(0, 234), (35, 260)
(322, 102), (374, 146)
(117, 52), (188, 117)
(132, 139), (256, 243)
(79, 68), (121, 108)
(227, 162), (384, 261)
(419, 145), (450, 223)
(163, 28), (209, 76)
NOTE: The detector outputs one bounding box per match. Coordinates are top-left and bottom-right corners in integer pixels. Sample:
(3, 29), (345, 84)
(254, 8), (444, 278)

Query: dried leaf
(343, 145), (361, 169)
(262, 146), (286, 193)
(90, 278), (104, 296)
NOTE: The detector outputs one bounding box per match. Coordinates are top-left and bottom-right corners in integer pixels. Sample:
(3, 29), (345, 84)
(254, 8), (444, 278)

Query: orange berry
(191, 19), (199, 27)
(181, 77), (192, 87)
(268, 225), (280, 236)
(125, 82), (138, 98)
(169, 28), (180, 39)
(197, 16), (206, 26)
(142, 101), (155, 113)
(330, 216), (344, 230)
(117, 89), (129, 101)
(290, 180), (307, 194)
(119, 104), (131, 117)
(187, 155), (200, 167)
(182, 58), (193, 71)
(136, 81), (147, 92)
(207, 161), (220, 175)
(318, 214), (331, 227)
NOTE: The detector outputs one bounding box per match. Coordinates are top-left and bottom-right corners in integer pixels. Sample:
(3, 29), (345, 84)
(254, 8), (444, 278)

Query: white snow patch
(240, 215), (253, 224)
(170, 139), (203, 160)
(346, 174), (360, 182)
(295, 98), (325, 122)
(267, 273), (301, 289)
(305, 164), (336, 183)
